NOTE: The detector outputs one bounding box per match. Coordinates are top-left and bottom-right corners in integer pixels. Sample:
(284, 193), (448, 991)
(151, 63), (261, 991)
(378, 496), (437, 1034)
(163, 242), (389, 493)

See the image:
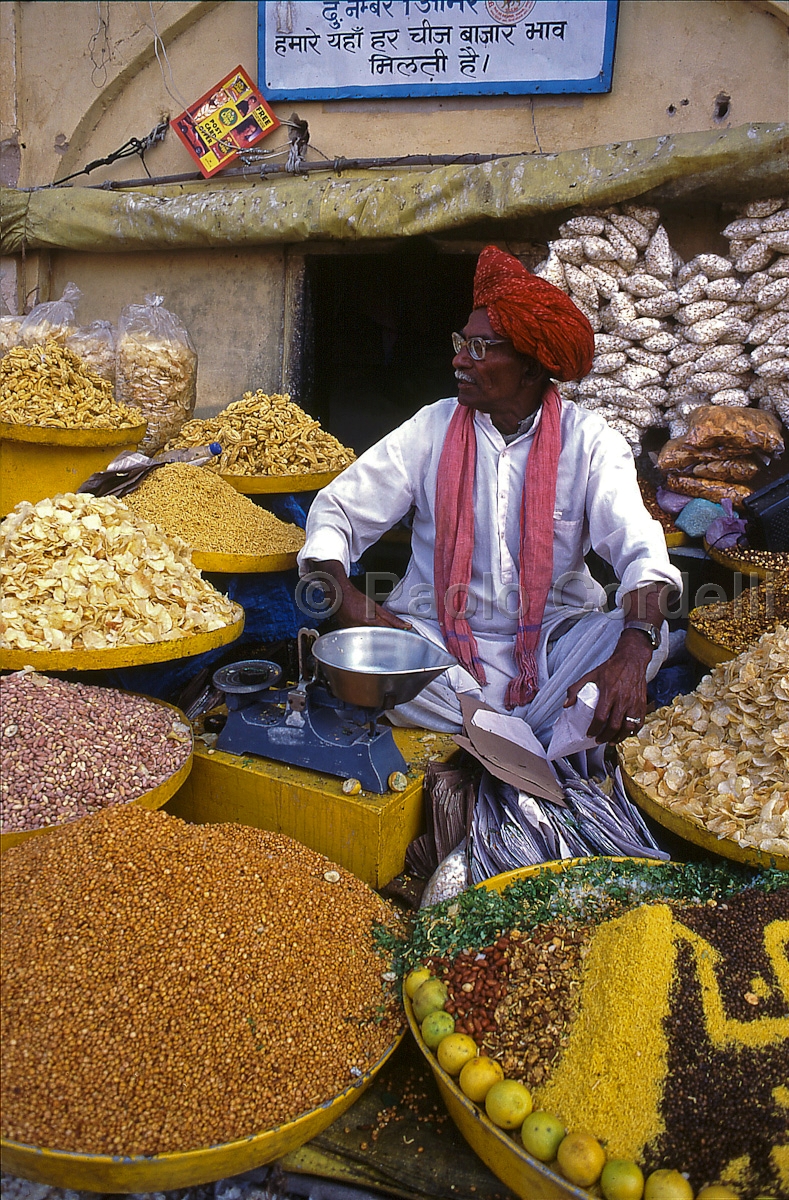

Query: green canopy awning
(2, 123), (786, 254)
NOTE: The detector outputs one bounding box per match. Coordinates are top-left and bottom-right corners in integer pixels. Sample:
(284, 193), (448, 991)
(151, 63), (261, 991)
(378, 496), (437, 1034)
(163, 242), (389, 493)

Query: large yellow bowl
(0, 420), (147, 515)
(191, 549), (299, 574)
(0, 696), (193, 855)
(684, 620), (736, 667)
(0, 1033), (403, 1192)
(0, 607), (244, 672)
(704, 542), (783, 582)
(406, 858), (650, 1200)
(619, 760), (789, 872)
(220, 469), (344, 494)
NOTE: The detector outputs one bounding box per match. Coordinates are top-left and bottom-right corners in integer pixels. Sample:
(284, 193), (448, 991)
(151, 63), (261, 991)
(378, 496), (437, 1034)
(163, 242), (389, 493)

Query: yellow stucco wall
(0, 1), (786, 417)
(1, 1), (786, 189)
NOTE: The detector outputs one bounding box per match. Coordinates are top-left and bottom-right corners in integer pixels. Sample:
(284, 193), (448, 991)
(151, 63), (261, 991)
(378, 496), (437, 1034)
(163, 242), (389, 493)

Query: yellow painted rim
(220, 469), (343, 494)
(0, 696), (193, 854)
(0, 420), (147, 448)
(0, 609), (244, 672)
(685, 621), (736, 666)
(191, 549), (299, 574)
(704, 542), (775, 581)
(407, 858), (651, 1200)
(0, 1035), (403, 1192)
(618, 758), (789, 872)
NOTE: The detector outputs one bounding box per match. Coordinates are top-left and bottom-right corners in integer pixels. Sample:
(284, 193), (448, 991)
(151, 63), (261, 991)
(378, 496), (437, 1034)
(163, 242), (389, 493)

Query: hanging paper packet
(78, 443), (222, 498)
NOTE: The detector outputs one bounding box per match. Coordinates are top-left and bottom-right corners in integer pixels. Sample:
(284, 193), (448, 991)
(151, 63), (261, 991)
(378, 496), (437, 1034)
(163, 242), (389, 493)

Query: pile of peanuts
(124, 463), (306, 557)
(0, 671), (192, 834)
(0, 806), (403, 1156)
(0, 342), (143, 429)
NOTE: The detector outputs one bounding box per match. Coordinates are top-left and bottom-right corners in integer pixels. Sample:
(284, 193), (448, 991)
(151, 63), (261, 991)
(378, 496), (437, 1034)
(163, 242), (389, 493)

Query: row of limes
(405, 966), (738, 1200)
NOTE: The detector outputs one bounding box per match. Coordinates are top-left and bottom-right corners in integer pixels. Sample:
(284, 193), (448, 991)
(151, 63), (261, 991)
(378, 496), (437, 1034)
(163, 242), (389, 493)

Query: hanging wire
(529, 97), (543, 154)
(88, 0), (113, 89)
(48, 119), (169, 187)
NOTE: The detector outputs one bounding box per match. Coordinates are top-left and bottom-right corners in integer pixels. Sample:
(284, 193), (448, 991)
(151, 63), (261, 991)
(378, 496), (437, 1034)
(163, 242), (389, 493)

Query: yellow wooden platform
(165, 726), (458, 889)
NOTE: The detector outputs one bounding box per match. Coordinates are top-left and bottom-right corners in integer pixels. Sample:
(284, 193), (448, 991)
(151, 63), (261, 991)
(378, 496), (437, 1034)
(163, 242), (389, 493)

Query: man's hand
(307, 560), (411, 630)
(564, 628), (654, 745)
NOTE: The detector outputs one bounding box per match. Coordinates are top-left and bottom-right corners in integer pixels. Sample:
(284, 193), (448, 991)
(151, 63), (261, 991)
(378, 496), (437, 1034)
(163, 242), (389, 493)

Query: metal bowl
(312, 627), (457, 709)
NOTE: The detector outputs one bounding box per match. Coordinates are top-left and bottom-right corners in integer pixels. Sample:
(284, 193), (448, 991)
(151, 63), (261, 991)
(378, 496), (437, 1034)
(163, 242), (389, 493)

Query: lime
(437, 1032), (478, 1075)
(520, 1111), (566, 1162)
(644, 1170), (694, 1200)
(459, 1055), (504, 1103)
(404, 967), (432, 999)
(601, 1158), (645, 1200)
(412, 977), (448, 1023)
(556, 1131), (606, 1187)
(484, 1079), (533, 1129)
(421, 1009), (455, 1050)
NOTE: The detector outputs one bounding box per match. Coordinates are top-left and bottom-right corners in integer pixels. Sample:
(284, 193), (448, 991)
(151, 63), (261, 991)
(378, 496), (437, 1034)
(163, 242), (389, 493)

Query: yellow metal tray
(220, 469), (343, 494)
(191, 549), (299, 574)
(619, 759), (789, 872)
(406, 858), (648, 1200)
(704, 542), (782, 581)
(1, 420), (147, 515)
(684, 621), (736, 667)
(0, 695), (193, 854)
(0, 1034), (403, 1193)
(0, 608), (244, 672)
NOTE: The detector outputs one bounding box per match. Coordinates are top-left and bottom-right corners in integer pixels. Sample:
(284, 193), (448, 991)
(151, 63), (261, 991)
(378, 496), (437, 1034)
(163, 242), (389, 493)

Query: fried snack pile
(621, 625), (789, 856)
(166, 391), (356, 476)
(0, 493), (239, 652)
(0, 343), (143, 429)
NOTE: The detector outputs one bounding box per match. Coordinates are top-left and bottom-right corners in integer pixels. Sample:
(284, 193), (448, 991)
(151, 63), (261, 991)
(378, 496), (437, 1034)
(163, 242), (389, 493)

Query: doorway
(306, 240), (475, 455)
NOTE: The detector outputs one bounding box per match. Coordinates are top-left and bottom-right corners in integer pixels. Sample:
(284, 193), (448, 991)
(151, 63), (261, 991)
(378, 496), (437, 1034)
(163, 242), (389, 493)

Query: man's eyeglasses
(451, 332), (508, 361)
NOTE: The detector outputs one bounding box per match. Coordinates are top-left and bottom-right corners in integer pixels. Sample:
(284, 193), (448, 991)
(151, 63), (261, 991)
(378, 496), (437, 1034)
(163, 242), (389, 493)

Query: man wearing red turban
(299, 246), (680, 747)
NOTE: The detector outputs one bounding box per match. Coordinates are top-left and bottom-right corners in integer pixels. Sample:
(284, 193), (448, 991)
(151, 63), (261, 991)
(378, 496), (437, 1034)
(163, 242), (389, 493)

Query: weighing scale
(212, 627), (456, 794)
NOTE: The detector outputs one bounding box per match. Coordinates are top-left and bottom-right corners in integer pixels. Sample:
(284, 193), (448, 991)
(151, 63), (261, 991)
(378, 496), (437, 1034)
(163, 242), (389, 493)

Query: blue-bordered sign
(259, 1), (618, 100)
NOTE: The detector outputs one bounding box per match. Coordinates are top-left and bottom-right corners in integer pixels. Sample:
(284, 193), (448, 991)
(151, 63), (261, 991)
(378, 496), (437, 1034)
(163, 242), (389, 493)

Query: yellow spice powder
(534, 903), (676, 1161)
(125, 463), (306, 557)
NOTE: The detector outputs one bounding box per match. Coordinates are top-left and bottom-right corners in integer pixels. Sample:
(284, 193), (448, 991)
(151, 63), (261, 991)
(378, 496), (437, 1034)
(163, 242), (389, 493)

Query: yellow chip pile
(0, 493), (239, 652)
(125, 463), (306, 557)
(621, 625), (789, 856)
(0, 342), (143, 429)
(166, 391), (356, 476)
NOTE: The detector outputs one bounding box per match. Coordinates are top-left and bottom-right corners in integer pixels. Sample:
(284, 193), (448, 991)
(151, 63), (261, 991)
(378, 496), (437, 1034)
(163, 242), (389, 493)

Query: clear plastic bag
(665, 472), (754, 505)
(682, 405), (784, 456)
(115, 294), (197, 455)
(0, 315), (23, 359)
(66, 320), (117, 383)
(18, 282), (81, 347)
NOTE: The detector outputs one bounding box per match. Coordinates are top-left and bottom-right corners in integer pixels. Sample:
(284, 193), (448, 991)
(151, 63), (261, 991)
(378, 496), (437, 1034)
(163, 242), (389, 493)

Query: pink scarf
(433, 386), (563, 709)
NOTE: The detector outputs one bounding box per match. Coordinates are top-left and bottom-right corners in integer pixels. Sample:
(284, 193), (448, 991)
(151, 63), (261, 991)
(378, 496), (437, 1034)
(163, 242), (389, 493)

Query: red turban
(473, 244), (595, 382)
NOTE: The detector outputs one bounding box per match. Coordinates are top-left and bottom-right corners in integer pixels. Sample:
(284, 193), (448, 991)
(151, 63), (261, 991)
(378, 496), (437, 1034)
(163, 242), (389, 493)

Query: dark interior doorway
(305, 240), (476, 455)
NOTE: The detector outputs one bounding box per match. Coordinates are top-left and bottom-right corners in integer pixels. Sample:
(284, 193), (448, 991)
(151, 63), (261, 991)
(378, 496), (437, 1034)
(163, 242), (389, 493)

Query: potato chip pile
(0, 343), (143, 430)
(0, 493), (239, 652)
(621, 626), (789, 857)
(165, 392), (356, 476)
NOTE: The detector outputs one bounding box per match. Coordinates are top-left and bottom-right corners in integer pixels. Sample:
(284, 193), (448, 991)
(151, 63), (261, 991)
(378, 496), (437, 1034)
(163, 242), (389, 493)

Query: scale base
(216, 695), (407, 794)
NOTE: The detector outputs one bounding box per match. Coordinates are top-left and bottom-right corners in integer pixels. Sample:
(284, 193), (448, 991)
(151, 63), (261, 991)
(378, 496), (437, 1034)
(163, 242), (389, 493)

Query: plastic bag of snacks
(115, 294), (197, 455)
(681, 405), (784, 457)
(18, 281), (81, 347)
(66, 320), (117, 384)
(0, 315), (23, 360)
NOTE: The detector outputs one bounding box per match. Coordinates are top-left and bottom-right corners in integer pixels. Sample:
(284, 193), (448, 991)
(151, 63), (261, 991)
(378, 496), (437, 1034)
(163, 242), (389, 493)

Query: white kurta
(298, 398), (682, 729)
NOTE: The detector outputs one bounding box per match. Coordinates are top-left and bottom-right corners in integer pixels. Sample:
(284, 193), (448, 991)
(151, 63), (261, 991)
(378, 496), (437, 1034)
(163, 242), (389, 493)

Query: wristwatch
(623, 620), (661, 650)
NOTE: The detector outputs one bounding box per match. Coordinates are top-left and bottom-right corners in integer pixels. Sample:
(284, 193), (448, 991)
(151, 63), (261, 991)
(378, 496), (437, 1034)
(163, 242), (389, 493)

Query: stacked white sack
(535, 205), (680, 457)
(721, 197), (789, 427)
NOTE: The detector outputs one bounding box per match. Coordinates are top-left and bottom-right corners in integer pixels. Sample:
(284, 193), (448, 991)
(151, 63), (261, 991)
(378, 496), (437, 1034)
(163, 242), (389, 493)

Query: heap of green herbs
(373, 858), (786, 976)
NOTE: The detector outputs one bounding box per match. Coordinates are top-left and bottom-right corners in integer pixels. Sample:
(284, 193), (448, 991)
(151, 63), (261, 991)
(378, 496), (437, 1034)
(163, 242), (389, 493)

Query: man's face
(453, 308), (535, 419)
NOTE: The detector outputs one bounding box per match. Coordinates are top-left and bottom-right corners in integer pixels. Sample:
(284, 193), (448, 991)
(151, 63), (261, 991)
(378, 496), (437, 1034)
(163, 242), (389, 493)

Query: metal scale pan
(213, 628), (457, 794)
